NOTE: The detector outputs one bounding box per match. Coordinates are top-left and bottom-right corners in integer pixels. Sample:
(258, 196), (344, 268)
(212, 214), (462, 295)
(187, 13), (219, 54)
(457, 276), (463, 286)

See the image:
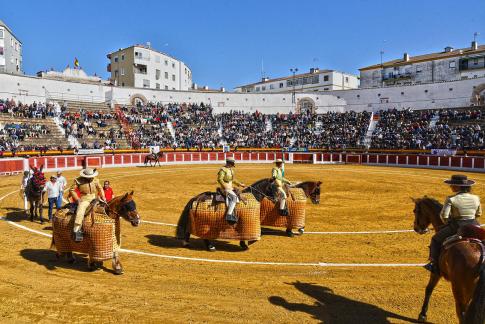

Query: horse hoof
(114, 267), (124, 275)
(182, 241), (191, 248)
(286, 230), (294, 237)
(298, 228), (305, 235)
(206, 245), (216, 252)
(240, 242), (249, 250)
(418, 314), (427, 323)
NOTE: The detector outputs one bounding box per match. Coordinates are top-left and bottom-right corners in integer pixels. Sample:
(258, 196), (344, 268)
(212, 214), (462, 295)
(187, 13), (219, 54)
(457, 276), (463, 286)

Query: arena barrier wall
(1, 152), (485, 175)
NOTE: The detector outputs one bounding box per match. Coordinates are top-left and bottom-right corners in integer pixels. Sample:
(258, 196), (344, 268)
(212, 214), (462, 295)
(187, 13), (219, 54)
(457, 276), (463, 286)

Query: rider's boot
(72, 229), (84, 242)
(424, 240), (440, 274)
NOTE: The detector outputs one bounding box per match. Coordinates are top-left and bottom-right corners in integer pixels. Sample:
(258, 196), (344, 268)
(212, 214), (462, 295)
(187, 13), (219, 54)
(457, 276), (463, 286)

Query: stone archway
(130, 93), (148, 106)
(296, 97), (316, 114)
(471, 83), (485, 106)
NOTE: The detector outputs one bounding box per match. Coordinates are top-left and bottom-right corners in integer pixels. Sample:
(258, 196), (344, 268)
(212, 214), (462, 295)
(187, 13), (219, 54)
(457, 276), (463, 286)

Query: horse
(25, 165), (46, 223)
(413, 196), (485, 323)
(176, 190), (260, 251)
(243, 179), (322, 204)
(52, 191), (141, 274)
(144, 152), (163, 167)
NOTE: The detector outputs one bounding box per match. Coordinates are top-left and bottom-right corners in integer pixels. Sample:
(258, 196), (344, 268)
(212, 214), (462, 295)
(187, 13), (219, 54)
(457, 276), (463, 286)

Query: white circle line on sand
(0, 189), (426, 268)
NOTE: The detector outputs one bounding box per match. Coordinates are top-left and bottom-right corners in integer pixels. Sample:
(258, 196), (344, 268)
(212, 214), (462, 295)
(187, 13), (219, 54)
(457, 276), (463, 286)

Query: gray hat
(80, 168), (98, 178)
(444, 174), (475, 186)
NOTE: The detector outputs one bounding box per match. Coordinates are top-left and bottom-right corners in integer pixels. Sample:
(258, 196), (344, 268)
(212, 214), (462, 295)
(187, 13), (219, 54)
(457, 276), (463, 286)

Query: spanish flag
(74, 57), (79, 68)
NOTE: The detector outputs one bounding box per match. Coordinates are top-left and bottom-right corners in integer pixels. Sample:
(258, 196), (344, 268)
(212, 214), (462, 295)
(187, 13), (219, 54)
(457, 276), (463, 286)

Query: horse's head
(29, 165), (46, 192)
(412, 196), (442, 234)
(114, 191), (141, 226)
(296, 181), (322, 204)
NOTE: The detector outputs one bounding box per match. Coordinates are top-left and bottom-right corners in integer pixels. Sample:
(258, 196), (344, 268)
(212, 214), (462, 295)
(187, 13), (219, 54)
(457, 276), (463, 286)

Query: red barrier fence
(1, 152), (484, 175)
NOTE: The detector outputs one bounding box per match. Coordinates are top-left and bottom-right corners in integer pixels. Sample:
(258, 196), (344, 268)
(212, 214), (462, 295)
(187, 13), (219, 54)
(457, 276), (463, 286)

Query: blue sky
(2, 0), (484, 89)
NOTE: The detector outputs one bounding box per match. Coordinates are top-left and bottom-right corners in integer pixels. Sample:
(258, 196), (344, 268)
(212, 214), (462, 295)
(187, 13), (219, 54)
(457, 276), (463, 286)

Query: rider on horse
(425, 174), (482, 274)
(271, 159), (293, 216)
(217, 157), (246, 222)
(69, 168), (106, 242)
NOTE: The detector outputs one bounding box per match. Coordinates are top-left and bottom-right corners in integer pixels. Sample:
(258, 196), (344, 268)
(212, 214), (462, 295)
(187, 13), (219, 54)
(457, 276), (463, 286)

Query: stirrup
(423, 262), (439, 274)
(72, 230), (84, 242)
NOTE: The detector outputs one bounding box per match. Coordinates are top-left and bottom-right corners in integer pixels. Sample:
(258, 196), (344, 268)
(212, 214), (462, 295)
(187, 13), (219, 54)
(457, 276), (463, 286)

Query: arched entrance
(471, 83), (485, 106)
(296, 97), (316, 114)
(130, 94), (148, 106)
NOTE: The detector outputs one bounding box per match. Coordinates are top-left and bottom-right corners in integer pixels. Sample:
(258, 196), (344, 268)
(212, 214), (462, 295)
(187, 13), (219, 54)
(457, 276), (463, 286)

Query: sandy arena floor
(0, 163), (484, 323)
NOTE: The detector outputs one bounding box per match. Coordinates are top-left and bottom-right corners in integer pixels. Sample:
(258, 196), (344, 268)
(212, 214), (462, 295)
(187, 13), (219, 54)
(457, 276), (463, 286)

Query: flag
(74, 57), (79, 68)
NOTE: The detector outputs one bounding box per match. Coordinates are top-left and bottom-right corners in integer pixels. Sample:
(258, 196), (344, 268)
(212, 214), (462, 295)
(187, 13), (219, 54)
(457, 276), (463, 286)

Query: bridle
(108, 198), (140, 225)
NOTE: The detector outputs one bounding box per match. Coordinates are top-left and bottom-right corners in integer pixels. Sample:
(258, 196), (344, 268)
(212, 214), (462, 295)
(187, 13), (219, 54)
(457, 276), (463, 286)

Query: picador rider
(271, 159), (293, 216)
(425, 174), (482, 274)
(69, 168), (106, 242)
(217, 157), (246, 223)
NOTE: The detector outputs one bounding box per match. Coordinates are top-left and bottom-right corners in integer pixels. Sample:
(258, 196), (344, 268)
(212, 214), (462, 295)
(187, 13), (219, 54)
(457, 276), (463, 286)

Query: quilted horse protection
(260, 187), (307, 230)
(51, 202), (120, 262)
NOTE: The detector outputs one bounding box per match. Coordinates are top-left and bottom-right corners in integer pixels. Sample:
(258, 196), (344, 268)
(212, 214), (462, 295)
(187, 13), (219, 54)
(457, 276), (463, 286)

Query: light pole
(290, 68), (298, 105)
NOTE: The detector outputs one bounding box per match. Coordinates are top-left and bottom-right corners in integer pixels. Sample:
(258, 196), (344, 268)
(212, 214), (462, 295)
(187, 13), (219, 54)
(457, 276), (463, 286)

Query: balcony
(134, 63), (147, 75)
(383, 72), (412, 81)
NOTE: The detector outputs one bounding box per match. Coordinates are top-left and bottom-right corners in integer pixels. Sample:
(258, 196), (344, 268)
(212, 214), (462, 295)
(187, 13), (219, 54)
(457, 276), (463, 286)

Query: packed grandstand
(1, 97), (484, 154)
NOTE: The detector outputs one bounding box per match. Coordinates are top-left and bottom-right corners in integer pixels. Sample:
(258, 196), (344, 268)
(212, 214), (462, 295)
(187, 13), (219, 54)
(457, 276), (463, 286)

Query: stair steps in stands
(363, 112), (378, 147)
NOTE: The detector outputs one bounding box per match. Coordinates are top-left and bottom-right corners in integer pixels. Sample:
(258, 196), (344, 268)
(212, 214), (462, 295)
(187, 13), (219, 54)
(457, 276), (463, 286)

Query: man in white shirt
(43, 175), (62, 221)
(56, 170), (67, 206)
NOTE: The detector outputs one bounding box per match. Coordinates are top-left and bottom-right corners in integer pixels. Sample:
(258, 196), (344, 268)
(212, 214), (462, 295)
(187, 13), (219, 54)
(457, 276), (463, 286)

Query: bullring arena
(0, 152), (484, 323)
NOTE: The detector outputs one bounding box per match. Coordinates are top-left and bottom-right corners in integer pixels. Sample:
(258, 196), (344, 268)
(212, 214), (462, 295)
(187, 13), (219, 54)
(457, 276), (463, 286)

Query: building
(0, 19), (22, 74)
(36, 67), (104, 84)
(234, 68), (359, 93)
(360, 41), (485, 88)
(107, 44), (192, 91)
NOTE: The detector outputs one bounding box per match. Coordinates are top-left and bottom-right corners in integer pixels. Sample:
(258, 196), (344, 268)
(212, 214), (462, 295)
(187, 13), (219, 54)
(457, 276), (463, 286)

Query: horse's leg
(240, 241), (249, 250)
(66, 252), (76, 264)
(182, 232), (191, 247)
(298, 227), (305, 235)
(204, 239), (216, 252)
(39, 200), (44, 223)
(112, 251), (124, 275)
(451, 283), (469, 324)
(29, 201), (34, 221)
(418, 273), (441, 322)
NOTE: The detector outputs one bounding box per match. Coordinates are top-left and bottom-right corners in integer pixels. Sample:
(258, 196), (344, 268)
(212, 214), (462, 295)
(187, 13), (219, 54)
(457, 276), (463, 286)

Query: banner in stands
(149, 146), (160, 153)
(430, 149), (457, 156)
(286, 147), (308, 152)
(76, 149), (105, 155)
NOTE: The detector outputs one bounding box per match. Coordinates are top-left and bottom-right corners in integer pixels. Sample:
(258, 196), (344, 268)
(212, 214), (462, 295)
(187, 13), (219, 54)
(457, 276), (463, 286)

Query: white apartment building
(360, 41), (485, 88)
(234, 68), (359, 93)
(107, 44), (192, 91)
(0, 19), (22, 74)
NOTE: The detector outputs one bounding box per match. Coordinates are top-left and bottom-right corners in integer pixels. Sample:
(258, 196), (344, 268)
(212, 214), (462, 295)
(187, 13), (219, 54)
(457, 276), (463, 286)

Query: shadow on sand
(3, 207), (54, 230)
(145, 234), (250, 252)
(269, 281), (419, 324)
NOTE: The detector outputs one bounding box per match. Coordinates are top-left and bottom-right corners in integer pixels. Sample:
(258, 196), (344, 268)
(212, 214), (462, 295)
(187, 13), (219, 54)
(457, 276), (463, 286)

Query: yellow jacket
(218, 167), (242, 191)
(272, 167), (290, 188)
(69, 177), (105, 201)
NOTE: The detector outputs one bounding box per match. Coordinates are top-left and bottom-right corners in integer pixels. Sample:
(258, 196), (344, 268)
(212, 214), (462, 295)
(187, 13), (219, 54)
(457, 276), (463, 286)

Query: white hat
(226, 157), (236, 164)
(275, 159), (284, 163)
(80, 168), (98, 178)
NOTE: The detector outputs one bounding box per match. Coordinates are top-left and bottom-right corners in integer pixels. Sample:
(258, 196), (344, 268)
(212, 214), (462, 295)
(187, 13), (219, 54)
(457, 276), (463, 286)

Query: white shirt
(44, 181), (62, 199)
(57, 175), (67, 191)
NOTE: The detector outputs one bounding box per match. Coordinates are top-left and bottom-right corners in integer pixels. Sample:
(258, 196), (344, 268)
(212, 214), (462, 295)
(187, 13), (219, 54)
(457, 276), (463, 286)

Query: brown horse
(25, 165), (46, 223)
(52, 191), (140, 274)
(144, 152), (163, 167)
(243, 179), (322, 204)
(413, 197), (485, 323)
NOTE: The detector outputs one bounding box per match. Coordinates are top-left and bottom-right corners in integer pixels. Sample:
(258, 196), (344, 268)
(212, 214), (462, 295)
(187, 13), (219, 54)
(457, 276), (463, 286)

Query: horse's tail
(175, 196), (198, 240)
(465, 264), (485, 323)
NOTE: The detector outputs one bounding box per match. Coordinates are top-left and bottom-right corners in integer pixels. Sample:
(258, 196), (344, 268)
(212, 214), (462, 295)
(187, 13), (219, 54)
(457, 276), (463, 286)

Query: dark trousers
(47, 197), (61, 220)
(429, 219), (479, 261)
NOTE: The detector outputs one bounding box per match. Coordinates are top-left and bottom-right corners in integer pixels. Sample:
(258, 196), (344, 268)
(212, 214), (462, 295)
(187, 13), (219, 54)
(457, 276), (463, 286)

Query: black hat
(444, 174), (475, 186)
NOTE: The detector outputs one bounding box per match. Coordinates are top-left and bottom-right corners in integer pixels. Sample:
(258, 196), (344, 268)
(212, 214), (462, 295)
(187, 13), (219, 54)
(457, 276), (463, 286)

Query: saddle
(442, 225), (485, 259)
(64, 199), (107, 219)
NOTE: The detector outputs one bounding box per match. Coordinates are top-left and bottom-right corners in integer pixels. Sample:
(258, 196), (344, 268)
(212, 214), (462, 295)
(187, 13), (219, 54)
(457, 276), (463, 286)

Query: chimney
(146, 41), (151, 48)
(261, 77), (269, 82)
(403, 53), (410, 62)
(310, 67), (320, 74)
(444, 46), (454, 52)
(220, 87), (225, 92)
(472, 41), (478, 50)
(203, 86), (209, 90)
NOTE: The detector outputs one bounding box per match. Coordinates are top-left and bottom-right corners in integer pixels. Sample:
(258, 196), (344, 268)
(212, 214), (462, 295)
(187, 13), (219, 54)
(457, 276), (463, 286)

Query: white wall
(0, 72), (483, 115)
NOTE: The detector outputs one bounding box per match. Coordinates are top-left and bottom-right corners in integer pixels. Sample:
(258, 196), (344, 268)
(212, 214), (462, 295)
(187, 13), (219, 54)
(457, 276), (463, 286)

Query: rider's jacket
(271, 167), (290, 188)
(69, 177), (104, 201)
(440, 192), (482, 222)
(217, 166), (241, 191)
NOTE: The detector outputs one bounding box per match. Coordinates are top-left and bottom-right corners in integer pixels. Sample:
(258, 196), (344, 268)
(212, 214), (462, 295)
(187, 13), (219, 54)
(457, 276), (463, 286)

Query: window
(121, 82), (125, 86)
(323, 88), (329, 91)
(312, 76), (319, 84)
(121, 54), (125, 61)
(474, 58), (479, 65)
(323, 75), (329, 82)
(0, 47), (3, 56)
(10, 38), (13, 47)
(172, 87), (175, 90)
(269, 84), (274, 89)
(261, 86), (266, 91)
(172, 74), (175, 81)
(164, 60), (168, 66)
(156, 83), (160, 89)
(255, 87), (260, 92)
(155, 69), (161, 80)
(416, 65), (422, 73)
(449, 61), (456, 68)
(172, 62), (175, 68)
(114, 56), (118, 63)
(279, 82), (284, 88)
(114, 70), (119, 77)
(121, 68), (125, 76)
(143, 79), (150, 88)
(0, 29), (3, 39)
(165, 85), (169, 90)
(165, 72), (168, 79)
(14, 42), (18, 51)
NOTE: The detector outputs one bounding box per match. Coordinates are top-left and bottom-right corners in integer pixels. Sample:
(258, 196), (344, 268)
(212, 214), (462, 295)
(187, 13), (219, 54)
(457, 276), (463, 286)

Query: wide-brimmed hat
(275, 159), (284, 163)
(226, 157), (236, 164)
(444, 174), (475, 186)
(80, 168), (98, 178)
